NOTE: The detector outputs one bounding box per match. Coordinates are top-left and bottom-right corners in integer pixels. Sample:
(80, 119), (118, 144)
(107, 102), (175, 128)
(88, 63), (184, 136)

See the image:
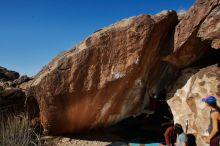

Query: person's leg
(210, 135), (220, 146)
(164, 134), (170, 146)
(164, 127), (173, 146)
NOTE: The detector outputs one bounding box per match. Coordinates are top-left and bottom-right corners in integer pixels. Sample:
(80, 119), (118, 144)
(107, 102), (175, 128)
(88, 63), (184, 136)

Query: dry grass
(0, 113), (41, 146)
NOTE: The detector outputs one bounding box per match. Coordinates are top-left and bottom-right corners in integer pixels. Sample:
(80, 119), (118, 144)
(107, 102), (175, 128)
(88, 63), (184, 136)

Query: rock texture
(0, 67), (29, 116)
(164, 0), (220, 68)
(168, 65), (220, 145)
(29, 11), (178, 135)
(0, 88), (26, 115)
(164, 1), (220, 145)
(13, 75), (31, 86)
(155, 1), (220, 145)
(198, 5), (220, 49)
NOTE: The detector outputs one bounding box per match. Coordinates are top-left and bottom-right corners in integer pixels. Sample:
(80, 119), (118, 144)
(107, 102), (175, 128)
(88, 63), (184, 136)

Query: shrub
(0, 113), (41, 146)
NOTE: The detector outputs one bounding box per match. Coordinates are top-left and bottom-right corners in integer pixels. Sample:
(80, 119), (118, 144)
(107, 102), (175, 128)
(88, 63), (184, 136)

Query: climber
(202, 95), (220, 146)
(175, 123), (188, 146)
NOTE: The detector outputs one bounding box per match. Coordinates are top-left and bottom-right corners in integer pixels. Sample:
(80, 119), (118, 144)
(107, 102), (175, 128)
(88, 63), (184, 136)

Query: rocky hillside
(1, 0), (219, 145)
(0, 66), (31, 116)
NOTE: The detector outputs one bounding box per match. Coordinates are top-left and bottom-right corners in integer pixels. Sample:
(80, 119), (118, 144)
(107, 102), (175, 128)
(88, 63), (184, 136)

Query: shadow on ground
(66, 100), (173, 145)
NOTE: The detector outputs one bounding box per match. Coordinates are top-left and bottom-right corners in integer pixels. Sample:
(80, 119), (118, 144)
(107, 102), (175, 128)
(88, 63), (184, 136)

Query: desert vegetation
(0, 113), (41, 146)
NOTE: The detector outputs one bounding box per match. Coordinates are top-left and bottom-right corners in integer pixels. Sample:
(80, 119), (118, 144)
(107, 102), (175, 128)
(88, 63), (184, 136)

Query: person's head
(174, 123), (184, 135)
(202, 95), (217, 108)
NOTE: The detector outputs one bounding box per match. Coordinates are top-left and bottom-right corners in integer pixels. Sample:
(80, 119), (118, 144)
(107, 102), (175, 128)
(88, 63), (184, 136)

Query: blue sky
(0, 0), (195, 76)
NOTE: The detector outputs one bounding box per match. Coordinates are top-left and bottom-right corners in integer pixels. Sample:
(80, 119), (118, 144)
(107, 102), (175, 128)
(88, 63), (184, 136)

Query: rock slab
(29, 11), (178, 135)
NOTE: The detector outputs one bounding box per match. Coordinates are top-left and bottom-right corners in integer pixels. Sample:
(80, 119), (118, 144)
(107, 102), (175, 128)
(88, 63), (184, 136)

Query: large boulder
(29, 11), (178, 135)
(164, 0), (219, 68)
(168, 64), (220, 145)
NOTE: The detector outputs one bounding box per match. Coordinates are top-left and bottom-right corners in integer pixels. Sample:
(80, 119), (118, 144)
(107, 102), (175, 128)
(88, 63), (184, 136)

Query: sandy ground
(41, 136), (111, 146)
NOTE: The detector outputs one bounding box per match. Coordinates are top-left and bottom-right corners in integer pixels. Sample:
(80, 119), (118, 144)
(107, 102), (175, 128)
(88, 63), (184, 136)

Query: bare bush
(0, 113), (41, 146)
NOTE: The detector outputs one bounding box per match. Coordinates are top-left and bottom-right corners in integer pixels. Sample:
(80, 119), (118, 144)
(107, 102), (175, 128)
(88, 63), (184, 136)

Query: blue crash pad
(128, 143), (165, 146)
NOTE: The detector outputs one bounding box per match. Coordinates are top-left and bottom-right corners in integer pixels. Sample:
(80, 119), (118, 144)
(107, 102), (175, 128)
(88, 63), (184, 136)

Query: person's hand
(203, 137), (210, 144)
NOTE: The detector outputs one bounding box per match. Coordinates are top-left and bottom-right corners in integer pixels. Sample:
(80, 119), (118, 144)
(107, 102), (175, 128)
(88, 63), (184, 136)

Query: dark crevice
(188, 47), (220, 68)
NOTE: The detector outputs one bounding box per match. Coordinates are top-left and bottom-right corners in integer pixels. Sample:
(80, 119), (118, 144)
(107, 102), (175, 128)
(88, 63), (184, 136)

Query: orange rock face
(164, 0), (219, 68)
(29, 11), (178, 135)
(198, 5), (220, 49)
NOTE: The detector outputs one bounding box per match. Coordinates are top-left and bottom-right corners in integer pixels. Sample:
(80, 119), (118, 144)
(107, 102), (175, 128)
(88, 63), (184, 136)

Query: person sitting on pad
(174, 123), (188, 146)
